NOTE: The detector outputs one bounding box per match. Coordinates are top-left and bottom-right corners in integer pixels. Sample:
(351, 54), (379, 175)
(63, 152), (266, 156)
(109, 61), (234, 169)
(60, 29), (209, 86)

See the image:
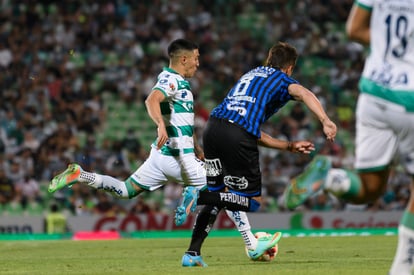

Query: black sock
(198, 191), (259, 212)
(185, 251), (199, 256)
(186, 205), (222, 254)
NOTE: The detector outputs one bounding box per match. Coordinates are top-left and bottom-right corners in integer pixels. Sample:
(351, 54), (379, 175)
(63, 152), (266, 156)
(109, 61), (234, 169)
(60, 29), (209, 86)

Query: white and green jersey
(152, 67), (195, 156)
(357, 0), (414, 112)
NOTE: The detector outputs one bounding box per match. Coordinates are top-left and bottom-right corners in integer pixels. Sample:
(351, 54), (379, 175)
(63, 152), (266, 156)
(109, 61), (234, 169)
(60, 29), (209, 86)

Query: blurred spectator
(15, 175), (42, 209)
(93, 192), (124, 216)
(289, 102), (311, 130)
(44, 203), (68, 234)
(0, 41), (12, 68)
(129, 198), (151, 215)
(310, 192), (341, 211)
(0, 169), (15, 206)
(121, 128), (142, 154)
(7, 160), (25, 184)
(104, 140), (131, 178)
(15, 147), (35, 178)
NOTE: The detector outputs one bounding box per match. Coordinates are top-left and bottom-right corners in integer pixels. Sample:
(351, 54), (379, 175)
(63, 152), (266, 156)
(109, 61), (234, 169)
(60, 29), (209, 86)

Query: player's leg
(182, 205), (220, 267)
(225, 210), (257, 250)
(48, 162), (145, 198)
(387, 105), (414, 275)
(324, 169), (388, 203)
(224, 209), (281, 259)
(284, 94), (396, 209)
(182, 205), (282, 266)
(181, 118), (281, 264)
(283, 155), (331, 209)
(174, 155), (208, 226)
(176, 152), (264, 224)
(48, 148), (167, 198)
(390, 177), (414, 275)
(176, 118), (223, 222)
(175, 186), (199, 226)
(323, 96), (396, 204)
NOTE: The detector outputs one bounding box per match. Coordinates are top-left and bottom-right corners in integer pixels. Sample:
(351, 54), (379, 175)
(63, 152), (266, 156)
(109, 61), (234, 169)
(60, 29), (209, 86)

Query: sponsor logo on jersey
(224, 175), (248, 189)
(205, 158), (222, 177)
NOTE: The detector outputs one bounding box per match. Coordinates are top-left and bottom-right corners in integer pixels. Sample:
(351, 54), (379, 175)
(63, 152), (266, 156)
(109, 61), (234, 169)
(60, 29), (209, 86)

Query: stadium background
(0, 0), (410, 233)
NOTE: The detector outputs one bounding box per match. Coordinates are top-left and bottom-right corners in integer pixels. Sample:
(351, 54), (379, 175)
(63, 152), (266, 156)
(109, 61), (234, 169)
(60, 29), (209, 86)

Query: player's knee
(125, 179), (143, 198)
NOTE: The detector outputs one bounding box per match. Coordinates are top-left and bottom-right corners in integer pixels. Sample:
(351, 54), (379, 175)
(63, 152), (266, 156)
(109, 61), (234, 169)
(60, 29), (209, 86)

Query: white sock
(389, 225), (414, 275)
(100, 175), (130, 198)
(324, 168), (351, 196)
(79, 170), (102, 188)
(80, 171), (129, 198)
(225, 210), (258, 250)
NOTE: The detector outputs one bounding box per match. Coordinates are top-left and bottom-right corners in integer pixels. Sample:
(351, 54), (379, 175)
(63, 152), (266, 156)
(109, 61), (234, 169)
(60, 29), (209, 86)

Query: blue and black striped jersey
(210, 66), (298, 137)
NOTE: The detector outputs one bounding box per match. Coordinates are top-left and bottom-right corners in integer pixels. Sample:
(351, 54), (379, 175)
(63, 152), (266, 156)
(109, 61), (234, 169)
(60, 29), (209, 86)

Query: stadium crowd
(0, 0), (411, 216)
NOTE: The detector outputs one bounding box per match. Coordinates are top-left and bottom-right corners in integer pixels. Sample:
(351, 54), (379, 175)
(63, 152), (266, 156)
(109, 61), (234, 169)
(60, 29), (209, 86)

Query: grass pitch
(0, 235), (395, 275)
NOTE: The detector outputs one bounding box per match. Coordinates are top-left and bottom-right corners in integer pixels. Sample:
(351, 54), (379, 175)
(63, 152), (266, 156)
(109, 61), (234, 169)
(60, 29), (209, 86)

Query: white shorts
(355, 93), (414, 174)
(128, 148), (206, 191)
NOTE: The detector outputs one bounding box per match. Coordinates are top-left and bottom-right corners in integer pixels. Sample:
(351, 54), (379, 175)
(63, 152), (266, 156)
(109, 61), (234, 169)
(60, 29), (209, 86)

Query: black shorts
(202, 117), (261, 197)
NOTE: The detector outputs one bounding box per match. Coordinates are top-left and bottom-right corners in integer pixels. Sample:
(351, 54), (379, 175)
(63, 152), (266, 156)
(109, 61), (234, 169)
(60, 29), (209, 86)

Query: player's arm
(346, 3), (371, 45)
(257, 131), (315, 154)
(193, 134), (204, 161)
(288, 83), (337, 141)
(145, 89), (168, 149)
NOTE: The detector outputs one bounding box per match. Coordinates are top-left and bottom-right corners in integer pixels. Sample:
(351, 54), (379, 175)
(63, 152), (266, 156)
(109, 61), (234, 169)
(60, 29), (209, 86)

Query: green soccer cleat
(284, 155), (331, 210)
(48, 164), (82, 193)
(247, 232), (282, 260)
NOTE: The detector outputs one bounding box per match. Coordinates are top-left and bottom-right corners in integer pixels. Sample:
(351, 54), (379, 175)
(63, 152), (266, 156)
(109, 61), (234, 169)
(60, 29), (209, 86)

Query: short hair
(265, 42), (298, 70)
(167, 39), (199, 58)
(50, 203), (59, 212)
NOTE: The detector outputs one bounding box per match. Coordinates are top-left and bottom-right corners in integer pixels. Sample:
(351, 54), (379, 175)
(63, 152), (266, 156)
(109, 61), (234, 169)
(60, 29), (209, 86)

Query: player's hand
(290, 141), (315, 154)
(156, 126), (169, 149)
(194, 145), (205, 161)
(322, 119), (337, 141)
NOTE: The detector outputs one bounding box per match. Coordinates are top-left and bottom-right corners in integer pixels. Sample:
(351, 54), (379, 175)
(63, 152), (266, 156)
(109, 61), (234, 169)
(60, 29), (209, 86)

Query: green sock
(125, 179), (140, 198)
(338, 170), (361, 200)
(401, 211), (414, 230)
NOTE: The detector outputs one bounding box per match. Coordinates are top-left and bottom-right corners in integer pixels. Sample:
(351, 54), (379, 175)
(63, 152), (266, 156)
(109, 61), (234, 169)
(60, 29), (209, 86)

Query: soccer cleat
(175, 186), (199, 226)
(182, 253), (208, 267)
(284, 155), (331, 210)
(247, 232), (282, 260)
(48, 164), (82, 193)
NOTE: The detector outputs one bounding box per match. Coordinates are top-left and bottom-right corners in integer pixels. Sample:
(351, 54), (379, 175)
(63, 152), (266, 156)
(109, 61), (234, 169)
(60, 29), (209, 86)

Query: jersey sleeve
(355, 0), (373, 10)
(152, 74), (177, 98)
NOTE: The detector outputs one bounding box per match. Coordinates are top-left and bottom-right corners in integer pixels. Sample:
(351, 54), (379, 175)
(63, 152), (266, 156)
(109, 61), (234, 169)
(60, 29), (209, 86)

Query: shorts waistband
(210, 116), (256, 138)
(210, 116), (240, 127)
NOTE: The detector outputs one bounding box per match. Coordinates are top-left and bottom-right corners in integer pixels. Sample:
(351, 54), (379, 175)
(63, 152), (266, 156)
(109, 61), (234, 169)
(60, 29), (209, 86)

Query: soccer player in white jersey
(284, 1), (414, 274)
(48, 39), (276, 266)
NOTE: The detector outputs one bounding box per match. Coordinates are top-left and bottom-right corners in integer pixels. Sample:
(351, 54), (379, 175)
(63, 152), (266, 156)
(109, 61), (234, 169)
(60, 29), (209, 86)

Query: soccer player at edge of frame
(176, 40), (337, 266)
(47, 38), (298, 265)
(282, 1), (414, 275)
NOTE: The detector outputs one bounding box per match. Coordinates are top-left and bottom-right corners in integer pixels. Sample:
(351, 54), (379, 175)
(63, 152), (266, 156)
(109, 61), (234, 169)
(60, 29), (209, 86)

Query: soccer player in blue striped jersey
(180, 41), (337, 265)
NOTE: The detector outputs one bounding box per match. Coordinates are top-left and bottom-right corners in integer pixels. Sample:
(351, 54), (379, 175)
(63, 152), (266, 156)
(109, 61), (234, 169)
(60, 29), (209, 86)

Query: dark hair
(50, 203), (59, 212)
(167, 39), (199, 57)
(265, 42), (298, 70)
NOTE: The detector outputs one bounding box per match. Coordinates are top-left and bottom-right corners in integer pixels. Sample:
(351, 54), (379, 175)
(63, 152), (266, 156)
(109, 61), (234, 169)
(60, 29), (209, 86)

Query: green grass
(0, 235), (396, 275)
